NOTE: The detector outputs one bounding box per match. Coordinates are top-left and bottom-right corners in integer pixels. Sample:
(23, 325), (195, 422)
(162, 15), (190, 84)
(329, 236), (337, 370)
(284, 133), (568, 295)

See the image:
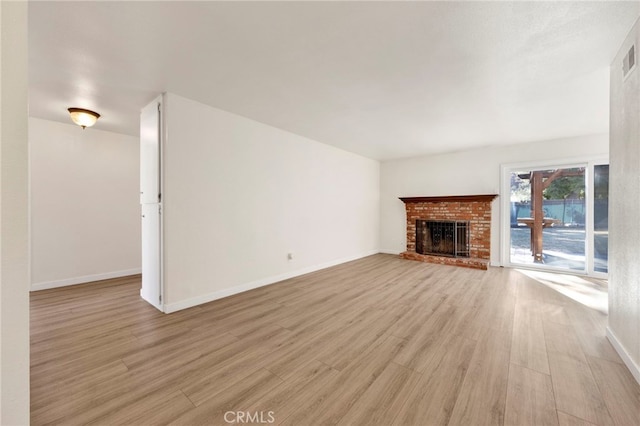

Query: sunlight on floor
(517, 269), (608, 314)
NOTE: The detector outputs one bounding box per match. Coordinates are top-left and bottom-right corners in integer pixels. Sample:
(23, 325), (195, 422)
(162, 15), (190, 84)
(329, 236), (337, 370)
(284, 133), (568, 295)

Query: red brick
(401, 198), (494, 269)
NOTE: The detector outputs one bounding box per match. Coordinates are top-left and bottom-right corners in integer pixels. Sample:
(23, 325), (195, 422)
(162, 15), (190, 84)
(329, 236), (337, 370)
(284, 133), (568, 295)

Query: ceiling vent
(623, 44), (635, 79)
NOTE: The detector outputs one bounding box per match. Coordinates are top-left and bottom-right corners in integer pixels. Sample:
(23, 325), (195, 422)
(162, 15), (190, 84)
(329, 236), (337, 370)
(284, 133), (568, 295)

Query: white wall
(162, 93), (380, 311)
(380, 134), (609, 264)
(29, 118), (141, 290)
(0, 1), (30, 423)
(608, 18), (640, 384)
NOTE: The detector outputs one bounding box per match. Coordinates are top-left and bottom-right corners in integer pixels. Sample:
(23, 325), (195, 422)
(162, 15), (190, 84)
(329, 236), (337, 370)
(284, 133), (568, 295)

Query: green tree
(543, 176), (585, 200)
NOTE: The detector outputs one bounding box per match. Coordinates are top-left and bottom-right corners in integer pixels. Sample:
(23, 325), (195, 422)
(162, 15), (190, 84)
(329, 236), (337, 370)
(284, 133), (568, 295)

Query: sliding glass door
(502, 159), (608, 277)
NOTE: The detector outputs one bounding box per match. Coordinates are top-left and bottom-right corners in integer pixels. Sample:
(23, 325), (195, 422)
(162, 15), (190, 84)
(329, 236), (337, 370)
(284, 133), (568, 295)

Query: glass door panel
(509, 167), (586, 272)
(510, 171), (533, 265)
(593, 165), (609, 273)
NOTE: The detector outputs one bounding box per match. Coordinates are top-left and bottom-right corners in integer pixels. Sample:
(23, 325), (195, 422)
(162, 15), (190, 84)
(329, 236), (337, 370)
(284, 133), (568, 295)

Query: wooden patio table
(517, 217), (561, 262)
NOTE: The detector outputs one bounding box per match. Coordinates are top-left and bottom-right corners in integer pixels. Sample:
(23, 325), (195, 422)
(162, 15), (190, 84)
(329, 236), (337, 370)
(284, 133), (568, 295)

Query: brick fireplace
(400, 194), (498, 270)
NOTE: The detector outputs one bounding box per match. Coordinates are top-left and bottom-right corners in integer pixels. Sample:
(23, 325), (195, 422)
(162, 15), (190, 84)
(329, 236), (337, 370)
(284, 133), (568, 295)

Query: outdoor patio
(510, 227), (608, 272)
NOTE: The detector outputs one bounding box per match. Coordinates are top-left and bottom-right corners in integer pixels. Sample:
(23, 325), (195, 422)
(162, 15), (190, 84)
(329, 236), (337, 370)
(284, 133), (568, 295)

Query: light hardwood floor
(31, 254), (640, 425)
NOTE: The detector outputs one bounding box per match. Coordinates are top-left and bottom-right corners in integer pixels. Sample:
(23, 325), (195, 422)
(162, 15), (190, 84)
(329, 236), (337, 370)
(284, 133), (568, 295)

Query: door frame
(500, 155), (609, 278)
(140, 95), (165, 311)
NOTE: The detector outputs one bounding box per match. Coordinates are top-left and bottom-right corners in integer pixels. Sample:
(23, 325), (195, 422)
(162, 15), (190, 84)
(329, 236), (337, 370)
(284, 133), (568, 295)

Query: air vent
(623, 44), (635, 79)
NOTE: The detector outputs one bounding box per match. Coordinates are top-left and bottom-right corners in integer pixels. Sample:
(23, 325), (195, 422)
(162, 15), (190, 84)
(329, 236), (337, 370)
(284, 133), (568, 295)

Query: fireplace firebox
(415, 220), (470, 258)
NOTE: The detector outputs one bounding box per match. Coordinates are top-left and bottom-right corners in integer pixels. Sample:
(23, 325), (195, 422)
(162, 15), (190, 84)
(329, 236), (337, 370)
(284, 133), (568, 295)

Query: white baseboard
(164, 250), (379, 313)
(606, 326), (640, 385)
(31, 268), (142, 291)
(379, 249), (401, 255)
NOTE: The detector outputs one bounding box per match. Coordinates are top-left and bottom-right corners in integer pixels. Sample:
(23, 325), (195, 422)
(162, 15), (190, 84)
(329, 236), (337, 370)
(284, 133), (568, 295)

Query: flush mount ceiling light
(67, 108), (100, 129)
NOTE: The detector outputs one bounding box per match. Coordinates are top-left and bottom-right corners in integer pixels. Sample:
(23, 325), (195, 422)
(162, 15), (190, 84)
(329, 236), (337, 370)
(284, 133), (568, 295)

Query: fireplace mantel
(400, 194), (498, 204)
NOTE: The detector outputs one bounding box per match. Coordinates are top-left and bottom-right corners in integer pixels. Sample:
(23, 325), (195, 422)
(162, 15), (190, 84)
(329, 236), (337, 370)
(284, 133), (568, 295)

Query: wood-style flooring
(31, 254), (640, 425)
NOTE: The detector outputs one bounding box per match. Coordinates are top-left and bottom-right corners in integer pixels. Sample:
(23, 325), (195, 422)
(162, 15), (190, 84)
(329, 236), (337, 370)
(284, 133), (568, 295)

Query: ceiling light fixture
(67, 107), (100, 129)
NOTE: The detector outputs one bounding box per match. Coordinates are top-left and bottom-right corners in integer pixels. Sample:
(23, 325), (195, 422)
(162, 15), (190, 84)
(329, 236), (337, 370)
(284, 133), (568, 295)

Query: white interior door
(140, 96), (163, 311)
(140, 100), (161, 204)
(141, 203), (162, 310)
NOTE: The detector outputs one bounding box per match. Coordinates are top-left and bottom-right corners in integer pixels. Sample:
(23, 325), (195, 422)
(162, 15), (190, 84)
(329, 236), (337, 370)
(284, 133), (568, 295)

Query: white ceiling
(28, 1), (640, 160)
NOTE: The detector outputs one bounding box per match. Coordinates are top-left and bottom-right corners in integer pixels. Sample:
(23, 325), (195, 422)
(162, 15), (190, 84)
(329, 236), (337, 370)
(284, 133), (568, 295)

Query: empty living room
(2, 1), (640, 425)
